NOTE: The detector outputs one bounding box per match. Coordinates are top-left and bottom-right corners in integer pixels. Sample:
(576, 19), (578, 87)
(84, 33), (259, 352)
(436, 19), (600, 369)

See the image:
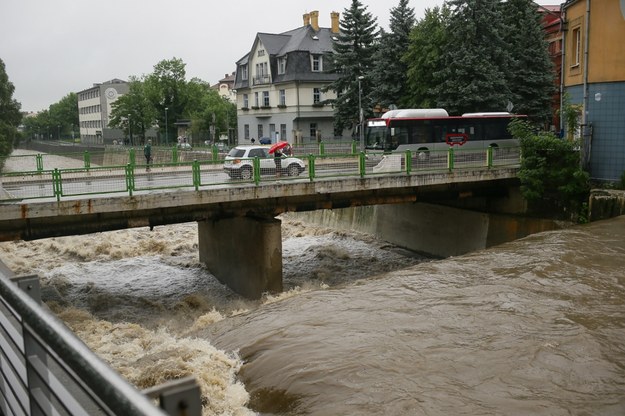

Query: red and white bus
(365, 108), (524, 157)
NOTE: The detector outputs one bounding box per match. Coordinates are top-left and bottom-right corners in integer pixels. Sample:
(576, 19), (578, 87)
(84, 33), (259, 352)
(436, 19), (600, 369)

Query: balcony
(252, 74), (272, 85)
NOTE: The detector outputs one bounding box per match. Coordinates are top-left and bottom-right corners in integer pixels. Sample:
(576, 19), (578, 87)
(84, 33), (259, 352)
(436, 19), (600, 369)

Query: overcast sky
(1, 0), (559, 112)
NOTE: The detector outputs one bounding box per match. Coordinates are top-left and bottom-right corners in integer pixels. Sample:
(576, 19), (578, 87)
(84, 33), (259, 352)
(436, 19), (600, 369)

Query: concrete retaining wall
(288, 203), (560, 258)
(589, 189), (625, 221)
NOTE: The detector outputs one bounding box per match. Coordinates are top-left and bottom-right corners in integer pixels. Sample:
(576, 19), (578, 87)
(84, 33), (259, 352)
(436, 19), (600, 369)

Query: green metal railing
(0, 146), (521, 203)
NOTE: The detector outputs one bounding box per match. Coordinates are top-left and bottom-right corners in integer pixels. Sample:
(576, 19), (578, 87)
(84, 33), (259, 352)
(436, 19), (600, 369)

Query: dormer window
(311, 54), (323, 72)
(278, 57), (287, 75)
(258, 49), (265, 57)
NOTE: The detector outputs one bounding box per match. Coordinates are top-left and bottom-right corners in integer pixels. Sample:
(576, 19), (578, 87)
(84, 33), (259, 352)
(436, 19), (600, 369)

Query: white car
(224, 145), (306, 179)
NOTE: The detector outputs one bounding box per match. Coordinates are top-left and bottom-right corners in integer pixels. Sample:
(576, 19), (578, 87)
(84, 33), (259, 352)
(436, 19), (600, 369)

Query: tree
(404, 5), (450, 109)
(370, 0), (416, 111)
(143, 58), (189, 144)
(501, 0), (555, 125)
(326, 0), (379, 136)
(0, 58), (22, 158)
(433, 0), (511, 115)
(185, 78), (236, 143)
(48, 93), (79, 140)
(510, 119), (590, 220)
(110, 77), (155, 145)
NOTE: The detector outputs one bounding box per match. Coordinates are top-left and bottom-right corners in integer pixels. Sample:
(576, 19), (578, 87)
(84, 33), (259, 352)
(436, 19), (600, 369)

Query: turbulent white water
(2, 150), (624, 415)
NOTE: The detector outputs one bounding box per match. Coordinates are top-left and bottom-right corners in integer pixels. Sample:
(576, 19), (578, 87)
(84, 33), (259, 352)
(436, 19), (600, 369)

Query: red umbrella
(268, 141), (289, 154)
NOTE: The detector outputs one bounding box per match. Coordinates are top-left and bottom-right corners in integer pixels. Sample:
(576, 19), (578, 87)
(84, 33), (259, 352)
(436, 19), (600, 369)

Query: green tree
(433, 0), (511, 115)
(510, 119), (590, 220)
(502, 0), (555, 125)
(110, 77), (155, 145)
(0, 58), (22, 158)
(185, 78), (235, 143)
(404, 5), (450, 109)
(143, 58), (189, 144)
(370, 0), (415, 111)
(48, 93), (79, 140)
(326, 0), (379, 136)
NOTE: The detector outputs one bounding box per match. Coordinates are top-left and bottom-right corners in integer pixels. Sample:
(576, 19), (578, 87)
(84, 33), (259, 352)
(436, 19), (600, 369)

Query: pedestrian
(251, 137), (256, 144)
(144, 139), (152, 171)
(274, 148), (283, 177)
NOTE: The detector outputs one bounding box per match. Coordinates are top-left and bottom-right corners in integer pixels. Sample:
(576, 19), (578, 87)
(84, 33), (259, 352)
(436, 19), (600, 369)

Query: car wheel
(240, 166), (253, 180)
(287, 163), (301, 177)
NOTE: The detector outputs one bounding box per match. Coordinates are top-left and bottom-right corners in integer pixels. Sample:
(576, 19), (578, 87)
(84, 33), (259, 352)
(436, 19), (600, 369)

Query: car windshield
(227, 148), (246, 157)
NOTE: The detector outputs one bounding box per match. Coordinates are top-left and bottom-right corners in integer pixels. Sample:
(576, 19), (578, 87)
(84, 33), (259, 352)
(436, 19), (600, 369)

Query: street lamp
(57, 125), (61, 142)
(358, 76), (365, 152)
(165, 107), (169, 145)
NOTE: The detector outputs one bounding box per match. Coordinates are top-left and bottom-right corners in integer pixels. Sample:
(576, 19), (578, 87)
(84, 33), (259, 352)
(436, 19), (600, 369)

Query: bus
(364, 108), (524, 158)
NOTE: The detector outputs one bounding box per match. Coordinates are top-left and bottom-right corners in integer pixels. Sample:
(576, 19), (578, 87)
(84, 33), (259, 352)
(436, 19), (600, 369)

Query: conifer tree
(433, 0), (512, 115)
(370, 0), (416, 110)
(404, 5), (450, 109)
(326, 0), (378, 136)
(502, 0), (555, 125)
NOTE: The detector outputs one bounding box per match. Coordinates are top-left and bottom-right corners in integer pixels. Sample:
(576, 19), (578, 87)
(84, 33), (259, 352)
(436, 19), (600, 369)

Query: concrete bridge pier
(198, 216), (283, 299)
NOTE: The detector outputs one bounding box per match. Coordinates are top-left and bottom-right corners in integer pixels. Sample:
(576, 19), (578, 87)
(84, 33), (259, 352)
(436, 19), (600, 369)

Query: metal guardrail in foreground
(0, 272), (201, 416)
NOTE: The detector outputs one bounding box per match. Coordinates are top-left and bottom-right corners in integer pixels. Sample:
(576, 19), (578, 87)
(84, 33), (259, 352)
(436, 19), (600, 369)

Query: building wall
(563, 0), (625, 181)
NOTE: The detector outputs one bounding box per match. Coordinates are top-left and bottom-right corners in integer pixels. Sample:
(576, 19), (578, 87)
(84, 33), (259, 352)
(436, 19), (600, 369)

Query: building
(561, 0), (625, 181)
(77, 79), (128, 145)
(233, 10), (341, 144)
(537, 4), (563, 132)
(212, 72), (236, 102)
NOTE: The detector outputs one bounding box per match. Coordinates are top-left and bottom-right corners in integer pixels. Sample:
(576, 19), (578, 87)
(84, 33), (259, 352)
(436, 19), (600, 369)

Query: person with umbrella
(269, 141), (289, 177)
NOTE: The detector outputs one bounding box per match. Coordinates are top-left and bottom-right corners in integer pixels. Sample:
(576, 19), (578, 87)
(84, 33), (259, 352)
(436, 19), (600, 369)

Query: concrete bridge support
(198, 216), (283, 299)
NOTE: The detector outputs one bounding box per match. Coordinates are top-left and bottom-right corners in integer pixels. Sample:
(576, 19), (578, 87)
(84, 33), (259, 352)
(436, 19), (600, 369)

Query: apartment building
(233, 10), (341, 144)
(77, 79), (128, 145)
(561, 0), (625, 180)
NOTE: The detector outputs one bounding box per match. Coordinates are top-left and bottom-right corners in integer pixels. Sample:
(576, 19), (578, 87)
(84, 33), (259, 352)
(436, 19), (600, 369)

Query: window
(243, 94), (249, 108)
(572, 27), (581, 66)
(280, 124), (287, 140)
(258, 125), (263, 139)
(258, 49), (265, 57)
(313, 88), (321, 104)
(262, 91), (270, 107)
(310, 123), (318, 139)
(241, 65), (248, 81)
(311, 55), (323, 72)
(254, 92), (259, 107)
(244, 124), (250, 140)
(279, 90), (286, 106)
(278, 57), (286, 74)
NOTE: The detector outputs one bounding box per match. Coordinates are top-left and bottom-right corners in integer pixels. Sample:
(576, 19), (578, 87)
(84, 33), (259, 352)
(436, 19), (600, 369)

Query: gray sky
(1, 0), (558, 112)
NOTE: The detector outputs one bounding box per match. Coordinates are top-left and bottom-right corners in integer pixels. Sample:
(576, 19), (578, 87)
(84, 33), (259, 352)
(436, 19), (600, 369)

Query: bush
(509, 119), (590, 220)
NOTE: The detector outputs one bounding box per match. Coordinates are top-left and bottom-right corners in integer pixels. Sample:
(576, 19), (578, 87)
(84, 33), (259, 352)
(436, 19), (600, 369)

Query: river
(1, 212), (624, 415)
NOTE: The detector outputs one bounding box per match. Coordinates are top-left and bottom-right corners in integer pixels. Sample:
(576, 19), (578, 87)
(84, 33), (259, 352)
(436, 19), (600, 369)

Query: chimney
(331, 11), (340, 34)
(310, 10), (319, 31)
(303, 12), (310, 26)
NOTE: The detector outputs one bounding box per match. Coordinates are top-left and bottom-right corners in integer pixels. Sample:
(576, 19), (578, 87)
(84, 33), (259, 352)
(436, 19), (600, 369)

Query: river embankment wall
(589, 189), (625, 221)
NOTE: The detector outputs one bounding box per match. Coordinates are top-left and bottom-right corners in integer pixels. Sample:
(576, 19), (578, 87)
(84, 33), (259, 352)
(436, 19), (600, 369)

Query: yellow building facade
(563, 0), (625, 180)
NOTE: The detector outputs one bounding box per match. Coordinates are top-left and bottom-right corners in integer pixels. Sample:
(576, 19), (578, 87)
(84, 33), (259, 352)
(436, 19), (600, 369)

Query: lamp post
(165, 107), (169, 145)
(358, 76), (364, 152)
(57, 125), (61, 142)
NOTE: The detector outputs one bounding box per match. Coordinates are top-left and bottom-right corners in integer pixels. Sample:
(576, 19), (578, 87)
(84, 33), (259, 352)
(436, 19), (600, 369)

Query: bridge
(1, 146), (524, 298)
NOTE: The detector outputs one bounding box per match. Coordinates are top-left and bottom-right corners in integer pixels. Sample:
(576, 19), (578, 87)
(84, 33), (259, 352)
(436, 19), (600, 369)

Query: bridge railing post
(319, 142), (325, 156)
(447, 147), (455, 171)
(172, 146), (179, 164)
(487, 146), (493, 168)
(359, 152), (366, 177)
(253, 157), (261, 185)
(36, 154), (43, 172)
(211, 145), (219, 162)
(52, 168), (62, 202)
(308, 154), (316, 181)
(192, 160), (200, 190)
(405, 150), (412, 175)
(83, 151), (91, 170)
(125, 163), (135, 196)
(351, 140), (358, 155)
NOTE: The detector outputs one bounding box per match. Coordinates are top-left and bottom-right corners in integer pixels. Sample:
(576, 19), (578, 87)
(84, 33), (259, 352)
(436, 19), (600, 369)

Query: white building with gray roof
(233, 10), (342, 144)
